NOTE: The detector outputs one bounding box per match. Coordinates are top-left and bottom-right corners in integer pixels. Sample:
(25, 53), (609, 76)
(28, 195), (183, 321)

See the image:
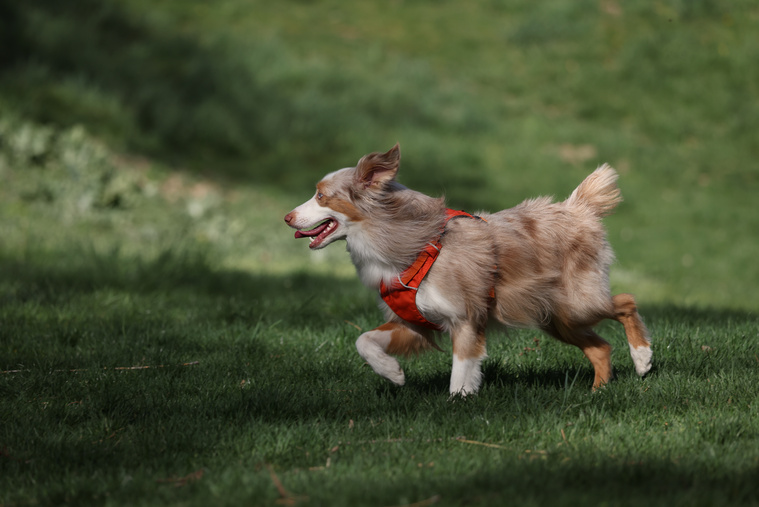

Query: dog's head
(284, 144), (402, 249)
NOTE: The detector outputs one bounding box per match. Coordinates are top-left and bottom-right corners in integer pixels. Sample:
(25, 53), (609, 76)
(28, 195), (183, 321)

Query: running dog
(284, 144), (652, 395)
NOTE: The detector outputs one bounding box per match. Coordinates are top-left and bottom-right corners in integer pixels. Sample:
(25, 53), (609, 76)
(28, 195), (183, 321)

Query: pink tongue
(294, 221), (330, 239)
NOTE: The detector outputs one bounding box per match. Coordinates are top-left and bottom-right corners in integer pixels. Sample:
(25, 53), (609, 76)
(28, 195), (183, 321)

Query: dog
(284, 144), (652, 396)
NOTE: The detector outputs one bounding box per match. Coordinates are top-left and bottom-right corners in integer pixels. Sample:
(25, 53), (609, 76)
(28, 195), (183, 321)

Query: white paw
(356, 333), (406, 386)
(629, 344), (653, 376)
(386, 367), (406, 386)
(449, 355), (484, 396)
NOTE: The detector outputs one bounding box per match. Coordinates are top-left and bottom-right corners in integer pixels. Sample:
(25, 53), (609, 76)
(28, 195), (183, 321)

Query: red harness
(379, 209), (488, 330)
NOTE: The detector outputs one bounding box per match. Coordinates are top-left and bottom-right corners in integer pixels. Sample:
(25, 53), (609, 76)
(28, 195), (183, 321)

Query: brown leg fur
(450, 323), (487, 360)
(612, 293), (651, 349)
(377, 322), (438, 356)
(542, 294), (652, 389)
(543, 322), (613, 390)
(612, 293), (653, 376)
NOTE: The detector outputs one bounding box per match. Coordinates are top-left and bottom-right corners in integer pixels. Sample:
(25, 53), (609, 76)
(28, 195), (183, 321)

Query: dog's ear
(355, 143), (400, 190)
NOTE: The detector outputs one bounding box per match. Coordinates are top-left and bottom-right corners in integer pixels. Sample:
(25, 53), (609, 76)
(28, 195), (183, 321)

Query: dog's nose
(284, 212), (294, 224)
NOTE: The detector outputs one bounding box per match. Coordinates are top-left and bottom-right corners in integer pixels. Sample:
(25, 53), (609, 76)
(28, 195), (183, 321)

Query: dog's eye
(317, 192), (324, 200)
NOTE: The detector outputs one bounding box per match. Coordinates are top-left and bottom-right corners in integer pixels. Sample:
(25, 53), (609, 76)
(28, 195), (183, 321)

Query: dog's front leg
(449, 321), (487, 397)
(356, 322), (430, 386)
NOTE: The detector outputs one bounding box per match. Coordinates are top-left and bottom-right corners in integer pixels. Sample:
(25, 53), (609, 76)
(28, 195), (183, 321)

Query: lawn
(2, 1), (758, 505)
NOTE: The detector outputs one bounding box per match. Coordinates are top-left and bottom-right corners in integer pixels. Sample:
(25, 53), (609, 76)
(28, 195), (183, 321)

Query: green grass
(2, 250), (758, 505)
(2, 0), (759, 505)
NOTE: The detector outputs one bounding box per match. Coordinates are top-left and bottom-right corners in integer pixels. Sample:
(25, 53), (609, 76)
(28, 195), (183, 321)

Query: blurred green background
(1, 0), (757, 309)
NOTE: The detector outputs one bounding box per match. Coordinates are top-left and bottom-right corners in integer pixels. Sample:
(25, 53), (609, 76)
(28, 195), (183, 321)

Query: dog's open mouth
(294, 219), (337, 249)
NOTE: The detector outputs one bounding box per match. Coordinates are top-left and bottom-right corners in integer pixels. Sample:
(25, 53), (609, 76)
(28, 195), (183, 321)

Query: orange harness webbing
(379, 209), (490, 330)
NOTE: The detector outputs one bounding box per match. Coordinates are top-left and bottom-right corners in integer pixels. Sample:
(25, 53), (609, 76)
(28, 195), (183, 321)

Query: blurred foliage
(0, 0), (492, 189)
(1, 0), (758, 308)
(0, 114), (144, 213)
(0, 0), (755, 200)
(0, 112), (355, 284)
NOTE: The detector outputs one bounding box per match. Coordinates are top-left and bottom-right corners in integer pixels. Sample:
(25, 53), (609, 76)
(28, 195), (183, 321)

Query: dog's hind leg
(544, 322), (613, 390)
(355, 322), (434, 386)
(449, 321), (488, 397)
(612, 293), (653, 377)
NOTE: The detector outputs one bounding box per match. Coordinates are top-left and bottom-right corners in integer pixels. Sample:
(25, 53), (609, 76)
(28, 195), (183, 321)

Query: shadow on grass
(3, 247), (759, 507)
(2, 244), (757, 417)
(0, 246), (363, 329)
(334, 457), (759, 507)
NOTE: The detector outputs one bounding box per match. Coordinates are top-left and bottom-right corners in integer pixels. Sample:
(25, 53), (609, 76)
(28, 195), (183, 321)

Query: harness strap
(379, 209), (491, 330)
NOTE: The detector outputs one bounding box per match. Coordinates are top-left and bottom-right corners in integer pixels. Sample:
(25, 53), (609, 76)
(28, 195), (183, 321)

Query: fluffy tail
(565, 164), (622, 218)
